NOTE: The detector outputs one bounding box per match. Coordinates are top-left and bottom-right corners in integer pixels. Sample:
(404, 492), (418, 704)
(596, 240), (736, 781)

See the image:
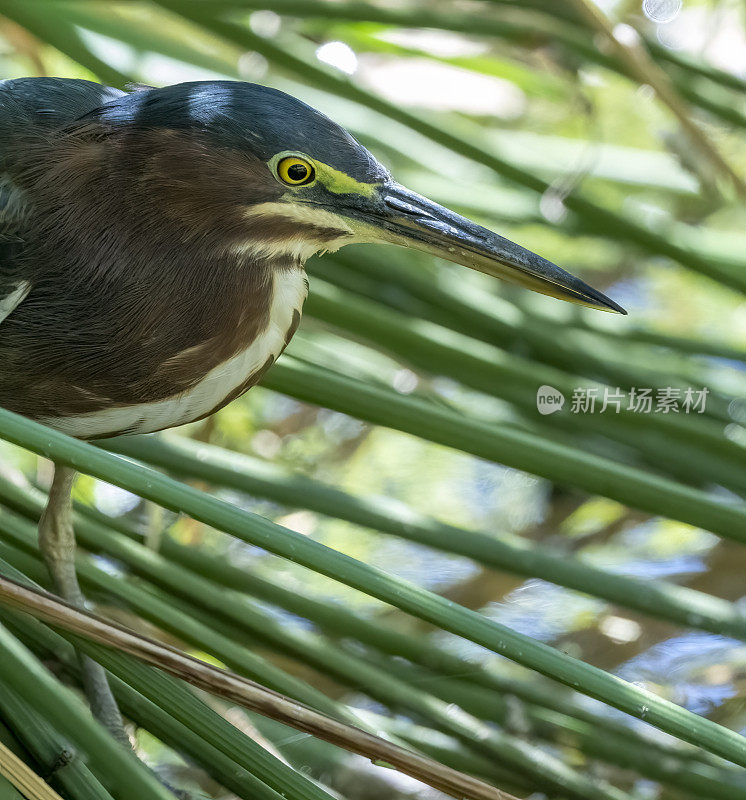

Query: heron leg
(38, 463), (130, 748)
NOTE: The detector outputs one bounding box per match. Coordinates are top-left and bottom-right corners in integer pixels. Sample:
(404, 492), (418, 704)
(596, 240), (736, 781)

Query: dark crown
(87, 80), (388, 183)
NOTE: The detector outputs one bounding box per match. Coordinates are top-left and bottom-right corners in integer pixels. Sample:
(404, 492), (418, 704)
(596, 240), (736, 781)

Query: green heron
(0, 77), (624, 741)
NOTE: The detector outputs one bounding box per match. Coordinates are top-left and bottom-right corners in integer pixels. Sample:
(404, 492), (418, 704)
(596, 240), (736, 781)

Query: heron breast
(43, 267), (308, 438)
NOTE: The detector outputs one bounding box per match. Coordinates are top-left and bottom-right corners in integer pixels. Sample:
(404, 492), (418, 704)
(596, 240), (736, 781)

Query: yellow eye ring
(276, 156), (315, 186)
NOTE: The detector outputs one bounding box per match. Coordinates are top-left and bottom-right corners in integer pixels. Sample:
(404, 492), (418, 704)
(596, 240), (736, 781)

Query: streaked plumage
(0, 77), (623, 441)
(0, 79), (363, 436)
(1, 77), (625, 745)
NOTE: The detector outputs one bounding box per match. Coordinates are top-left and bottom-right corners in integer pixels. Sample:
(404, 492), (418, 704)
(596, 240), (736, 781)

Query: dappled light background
(1, 2), (746, 799)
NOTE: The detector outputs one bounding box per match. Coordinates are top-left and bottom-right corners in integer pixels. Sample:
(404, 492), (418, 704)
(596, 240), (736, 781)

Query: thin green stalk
(360, 715), (533, 796)
(54, 484), (729, 776)
(46, 0), (244, 78)
(573, 720), (746, 800)
(256, 711), (534, 798)
(672, 77), (746, 129)
(0, 597), (291, 800)
(531, 706), (746, 800)
(375, 662), (746, 800)
(170, 0), (620, 72)
(0, 409), (743, 767)
(0, 520), (344, 719)
(191, 606), (743, 800)
(488, 0), (746, 96)
(569, 0), (746, 198)
(300, 278), (745, 489)
(133, 557), (746, 796)
(574, 321), (746, 365)
(0, 511), (429, 774)
(0, 508), (633, 800)
(0, 533), (561, 795)
(97, 435), (746, 642)
(647, 39), (746, 94)
(316, 251), (738, 422)
(152, 550), (739, 780)
(0, 556), (340, 800)
(136, 604), (630, 800)
(0, 624), (173, 800)
(149, 527), (725, 769)
(0, 687), (115, 800)
(1, 486), (728, 784)
(0, 618), (327, 800)
(4, 525), (737, 800)
(262, 358), (746, 539)
(110, 677), (287, 800)
(0, 551), (503, 797)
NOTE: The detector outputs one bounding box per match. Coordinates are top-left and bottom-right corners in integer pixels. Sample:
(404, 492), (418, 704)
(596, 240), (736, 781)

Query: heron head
(93, 80), (624, 313)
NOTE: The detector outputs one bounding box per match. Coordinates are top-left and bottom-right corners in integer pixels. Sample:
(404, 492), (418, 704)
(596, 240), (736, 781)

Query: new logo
(536, 385), (565, 415)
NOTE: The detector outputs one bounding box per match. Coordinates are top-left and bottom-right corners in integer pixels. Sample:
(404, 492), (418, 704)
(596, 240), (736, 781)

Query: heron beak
(360, 183), (626, 314)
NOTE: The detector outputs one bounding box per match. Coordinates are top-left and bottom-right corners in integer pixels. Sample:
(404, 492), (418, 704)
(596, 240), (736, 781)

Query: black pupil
(287, 162), (309, 182)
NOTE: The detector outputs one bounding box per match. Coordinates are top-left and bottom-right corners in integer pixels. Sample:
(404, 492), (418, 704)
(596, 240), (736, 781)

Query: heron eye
(277, 156), (315, 186)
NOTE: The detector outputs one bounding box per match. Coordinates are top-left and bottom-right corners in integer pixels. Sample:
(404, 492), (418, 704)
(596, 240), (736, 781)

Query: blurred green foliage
(0, 2), (746, 799)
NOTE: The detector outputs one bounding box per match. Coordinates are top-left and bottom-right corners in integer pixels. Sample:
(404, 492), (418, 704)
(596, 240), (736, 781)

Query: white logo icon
(536, 385), (565, 415)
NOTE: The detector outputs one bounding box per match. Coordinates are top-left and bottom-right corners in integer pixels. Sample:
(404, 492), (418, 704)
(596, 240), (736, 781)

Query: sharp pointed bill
(382, 185), (626, 314)
(303, 183), (626, 315)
